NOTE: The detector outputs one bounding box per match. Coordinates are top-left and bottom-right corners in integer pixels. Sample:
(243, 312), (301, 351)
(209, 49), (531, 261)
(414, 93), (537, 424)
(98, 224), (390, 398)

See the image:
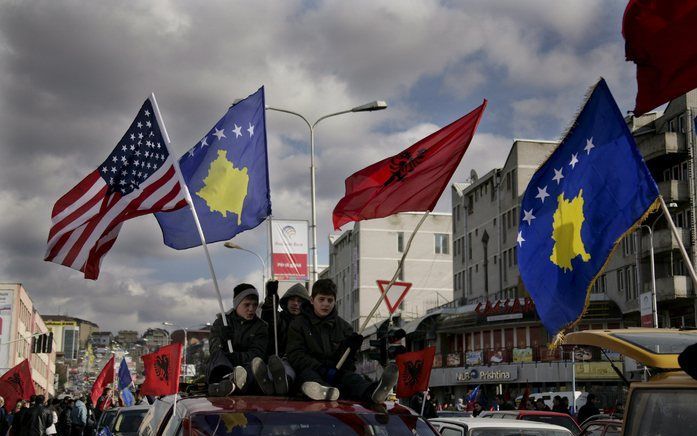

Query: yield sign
(376, 280), (412, 314)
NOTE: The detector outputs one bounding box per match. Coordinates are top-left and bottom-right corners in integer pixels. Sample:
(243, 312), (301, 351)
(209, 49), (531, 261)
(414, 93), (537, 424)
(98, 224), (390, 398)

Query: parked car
(111, 404), (151, 436)
(479, 410), (582, 435)
(140, 395), (439, 435)
(579, 418), (622, 436)
(564, 327), (697, 436)
(437, 410), (474, 418)
(429, 417), (573, 436)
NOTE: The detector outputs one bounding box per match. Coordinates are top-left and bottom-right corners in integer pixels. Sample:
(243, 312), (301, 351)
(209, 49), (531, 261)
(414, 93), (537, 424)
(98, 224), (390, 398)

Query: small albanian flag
(395, 346), (435, 398)
(91, 355), (115, 405)
(140, 343), (182, 396)
(0, 359), (35, 410)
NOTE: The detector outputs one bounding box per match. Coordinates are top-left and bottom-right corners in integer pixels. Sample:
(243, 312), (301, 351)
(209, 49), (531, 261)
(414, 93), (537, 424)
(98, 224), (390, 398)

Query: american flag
(45, 98), (188, 279)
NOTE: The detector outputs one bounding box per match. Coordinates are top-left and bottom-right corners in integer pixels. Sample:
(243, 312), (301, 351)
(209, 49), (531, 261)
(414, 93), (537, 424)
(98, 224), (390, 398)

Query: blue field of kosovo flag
(518, 79), (659, 338)
(155, 87), (271, 249)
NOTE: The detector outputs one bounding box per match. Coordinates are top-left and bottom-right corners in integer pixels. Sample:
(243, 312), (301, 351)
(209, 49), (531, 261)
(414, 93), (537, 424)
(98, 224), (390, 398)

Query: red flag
(0, 359), (36, 410)
(623, 0), (697, 115)
(140, 343), (182, 396)
(395, 346), (435, 398)
(44, 98), (187, 279)
(332, 101), (487, 230)
(91, 355), (115, 405)
(518, 387), (530, 410)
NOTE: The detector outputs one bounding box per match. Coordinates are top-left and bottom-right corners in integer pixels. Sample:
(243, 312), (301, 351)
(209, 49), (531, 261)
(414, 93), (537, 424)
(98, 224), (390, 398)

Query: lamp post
(224, 241), (266, 295)
(265, 100), (388, 284)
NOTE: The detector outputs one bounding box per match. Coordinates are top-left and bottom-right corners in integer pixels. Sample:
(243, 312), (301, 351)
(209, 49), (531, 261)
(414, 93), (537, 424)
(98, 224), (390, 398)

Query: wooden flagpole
(336, 211), (430, 370)
(150, 93), (233, 353)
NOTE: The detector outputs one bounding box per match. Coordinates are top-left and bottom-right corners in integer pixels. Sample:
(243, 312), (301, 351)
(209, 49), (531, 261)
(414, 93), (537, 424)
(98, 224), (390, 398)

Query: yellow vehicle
(564, 328), (697, 436)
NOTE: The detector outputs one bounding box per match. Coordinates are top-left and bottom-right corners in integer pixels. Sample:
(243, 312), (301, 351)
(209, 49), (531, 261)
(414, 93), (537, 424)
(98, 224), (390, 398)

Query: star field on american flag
(98, 99), (170, 196)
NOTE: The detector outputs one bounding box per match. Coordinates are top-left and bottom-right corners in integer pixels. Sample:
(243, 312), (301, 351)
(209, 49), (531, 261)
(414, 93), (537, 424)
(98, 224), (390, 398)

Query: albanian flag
(623, 0), (697, 115)
(140, 343), (182, 396)
(91, 355), (115, 405)
(396, 346), (435, 398)
(0, 359), (35, 410)
(332, 101), (486, 230)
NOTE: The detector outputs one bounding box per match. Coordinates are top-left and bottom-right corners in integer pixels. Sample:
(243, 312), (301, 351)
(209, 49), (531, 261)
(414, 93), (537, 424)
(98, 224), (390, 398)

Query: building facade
(0, 283), (56, 397)
(323, 212), (453, 331)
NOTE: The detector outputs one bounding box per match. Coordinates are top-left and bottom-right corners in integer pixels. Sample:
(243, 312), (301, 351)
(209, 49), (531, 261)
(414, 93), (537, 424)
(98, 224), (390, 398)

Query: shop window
(435, 233), (450, 254)
(397, 232), (404, 253)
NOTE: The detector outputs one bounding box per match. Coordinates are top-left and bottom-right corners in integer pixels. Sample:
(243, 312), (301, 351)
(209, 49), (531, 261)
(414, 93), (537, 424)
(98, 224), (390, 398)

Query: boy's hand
(345, 333), (364, 350)
(265, 280), (279, 298)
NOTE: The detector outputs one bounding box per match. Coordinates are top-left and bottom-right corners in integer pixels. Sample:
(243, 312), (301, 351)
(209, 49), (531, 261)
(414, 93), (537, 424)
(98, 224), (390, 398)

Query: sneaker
(208, 378), (235, 397)
(301, 381), (340, 401)
(233, 366), (248, 392)
(251, 357), (274, 395)
(268, 355), (288, 396)
(371, 363), (399, 403)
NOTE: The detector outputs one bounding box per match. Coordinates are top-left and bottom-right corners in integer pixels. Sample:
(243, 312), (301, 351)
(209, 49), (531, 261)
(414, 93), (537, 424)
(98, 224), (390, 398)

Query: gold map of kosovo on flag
(196, 149), (249, 225)
(517, 79), (659, 341)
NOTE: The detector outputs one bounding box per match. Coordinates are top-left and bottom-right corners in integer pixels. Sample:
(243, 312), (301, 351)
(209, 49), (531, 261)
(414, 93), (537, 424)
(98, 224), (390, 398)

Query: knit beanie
(233, 283), (259, 310)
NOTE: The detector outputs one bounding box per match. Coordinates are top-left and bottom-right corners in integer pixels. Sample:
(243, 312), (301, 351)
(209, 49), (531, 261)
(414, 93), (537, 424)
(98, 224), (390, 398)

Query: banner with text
(271, 219), (309, 281)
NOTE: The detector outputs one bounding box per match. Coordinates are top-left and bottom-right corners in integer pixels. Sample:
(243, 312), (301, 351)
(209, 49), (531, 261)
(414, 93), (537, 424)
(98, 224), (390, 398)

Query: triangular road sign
(376, 280), (412, 314)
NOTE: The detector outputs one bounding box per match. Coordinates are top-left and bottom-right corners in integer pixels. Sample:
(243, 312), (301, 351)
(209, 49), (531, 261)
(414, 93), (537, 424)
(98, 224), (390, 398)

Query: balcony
(641, 227), (691, 255)
(643, 276), (693, 300)
(636, 132), (686, 161)
(658, 180), (690, 203)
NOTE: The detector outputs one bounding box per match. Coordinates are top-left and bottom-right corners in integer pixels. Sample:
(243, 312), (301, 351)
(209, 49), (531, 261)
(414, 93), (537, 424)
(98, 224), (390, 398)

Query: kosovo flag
(155, 87), (271, 249)
(518, 79), (659, 339)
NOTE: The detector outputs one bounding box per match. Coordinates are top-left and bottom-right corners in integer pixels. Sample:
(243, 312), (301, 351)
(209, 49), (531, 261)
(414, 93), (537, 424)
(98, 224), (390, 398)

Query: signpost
(640, 291), (654, 327)
(376, 280), (412, 314)
(270, 219), (309, 281)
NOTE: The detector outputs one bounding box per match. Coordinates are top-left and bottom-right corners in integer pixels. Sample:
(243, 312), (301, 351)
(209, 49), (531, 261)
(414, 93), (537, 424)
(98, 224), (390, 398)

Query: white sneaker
(268, 355), (289, 395)
(233, 366), (248, 392)
(301, 381), (340, 401)
(251, 357), (274, 395)
(371, 363), (399, 403)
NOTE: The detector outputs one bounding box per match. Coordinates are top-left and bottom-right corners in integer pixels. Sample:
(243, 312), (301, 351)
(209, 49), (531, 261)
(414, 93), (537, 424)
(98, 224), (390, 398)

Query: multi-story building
(114, 330), (139, 349)
(142, 328), (170, 349)
(43, 315), (99, 351)
(90, 331), (113, 348)
(323, 212), (453, 331)
(0, 283), (56, 396)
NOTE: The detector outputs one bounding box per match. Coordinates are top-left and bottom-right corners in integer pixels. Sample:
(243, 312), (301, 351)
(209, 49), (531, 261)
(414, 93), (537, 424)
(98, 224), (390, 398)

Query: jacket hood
(279, 283), (311, 310)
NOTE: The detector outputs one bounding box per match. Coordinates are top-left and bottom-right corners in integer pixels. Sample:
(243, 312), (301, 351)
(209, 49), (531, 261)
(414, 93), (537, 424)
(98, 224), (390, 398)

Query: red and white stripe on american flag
(45, 156), (187, 279)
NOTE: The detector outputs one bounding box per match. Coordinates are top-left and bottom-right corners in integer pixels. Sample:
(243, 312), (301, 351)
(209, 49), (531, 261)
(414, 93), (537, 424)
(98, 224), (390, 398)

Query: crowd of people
(206, 278), (400, 403)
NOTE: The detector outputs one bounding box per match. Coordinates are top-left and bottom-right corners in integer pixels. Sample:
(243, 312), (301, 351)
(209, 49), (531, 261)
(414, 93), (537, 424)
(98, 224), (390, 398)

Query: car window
(441, 426), (464, 436)
(624, 389), (697, 436)
(99, 410), (118, 430)
(189, 411), (438, 435)
(470, 429), (570, 436)
(139, 400), (173, 436)
(603, 425), (621, 436)
(522, 415), (577, 433)
(582, 424), (605, 436)
(113, 409), (148, 433)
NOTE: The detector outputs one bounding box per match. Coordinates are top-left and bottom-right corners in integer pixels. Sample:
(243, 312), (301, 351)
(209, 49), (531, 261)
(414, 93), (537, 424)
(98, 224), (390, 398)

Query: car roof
(583, 419), (623, 426)
(564, 328), (697, 369)
(430, 417), (572, 431)
(116, 404), (152, 411)
(482, 410), (572, 417)
(172, 396), (417, 416)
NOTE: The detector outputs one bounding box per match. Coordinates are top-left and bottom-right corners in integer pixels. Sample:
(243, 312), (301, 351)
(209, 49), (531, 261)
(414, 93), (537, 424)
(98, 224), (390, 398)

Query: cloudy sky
(0, 0), (635, 333)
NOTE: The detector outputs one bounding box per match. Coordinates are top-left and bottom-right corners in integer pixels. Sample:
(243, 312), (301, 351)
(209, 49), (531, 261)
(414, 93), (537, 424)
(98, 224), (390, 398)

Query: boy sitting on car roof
(286, 278), (399, 403)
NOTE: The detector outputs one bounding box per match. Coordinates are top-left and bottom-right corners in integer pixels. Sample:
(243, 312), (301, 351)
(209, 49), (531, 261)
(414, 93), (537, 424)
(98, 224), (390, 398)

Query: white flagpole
(336, 211), (430, 370)
(659, 196), (697, 288)
(150, 93), (233, 353)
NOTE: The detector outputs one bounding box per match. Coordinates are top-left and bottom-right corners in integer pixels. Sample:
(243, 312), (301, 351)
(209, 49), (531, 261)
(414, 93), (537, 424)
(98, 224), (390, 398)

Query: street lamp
(224, 241), (266, 294)
(162, 322), (211, 382)
(265, 100), (388, 284)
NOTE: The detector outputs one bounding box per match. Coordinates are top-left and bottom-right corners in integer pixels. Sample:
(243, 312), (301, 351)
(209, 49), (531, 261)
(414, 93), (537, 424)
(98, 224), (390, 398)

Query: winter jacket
(25, 404), (53, 436)
(286, 305), (355, 373)
(261, 283), (311, 356)
(57, 405), (72, 434)
(209, 311), (269, 366)
(70, 400), (87, 427)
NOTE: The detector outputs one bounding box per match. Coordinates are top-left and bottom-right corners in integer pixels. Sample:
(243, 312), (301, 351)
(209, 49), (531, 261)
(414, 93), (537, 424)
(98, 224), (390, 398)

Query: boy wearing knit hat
(207, 283), (272, 396)
(286, 278), (399, 403)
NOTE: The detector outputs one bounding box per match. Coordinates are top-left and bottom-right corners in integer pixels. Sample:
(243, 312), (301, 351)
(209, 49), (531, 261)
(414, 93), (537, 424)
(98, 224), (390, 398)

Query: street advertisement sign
(640, 291), (654, 327)
(512, 347), (533, 363)
(271, 219), (309, 281)
(376, 280), (412, 314)
(465, 351), (483, 366)
(576, 361), (624, 380)
(0, 288), (14, 371)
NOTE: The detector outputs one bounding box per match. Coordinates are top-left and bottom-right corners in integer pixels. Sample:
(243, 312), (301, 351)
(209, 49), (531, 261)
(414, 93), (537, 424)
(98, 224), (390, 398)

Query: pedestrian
(552, 395), (565, 413)
(95, 387), (114, 421)
(455, 398), (465, 411)
(261, 280), (311, 395)
(45, 399), (60, 436)
(287, 278), (399, 402)
(0, 396), (8, 436)
(206, 283), (270, 396)
(472, 402), (483, 417)
(561, 397), (571, 415)
(70, 396), (87, 436)
(409, 391), (437, 418)
(25, 395), (54, 436)
(577, 393), (600, 423)
(534, 398), (550, 411)
(57, 398), (73, 436)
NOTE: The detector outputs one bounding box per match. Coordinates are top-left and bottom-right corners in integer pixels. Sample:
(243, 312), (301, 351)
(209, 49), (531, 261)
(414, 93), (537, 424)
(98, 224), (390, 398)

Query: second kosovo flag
(333, 100), (487, 230)
(155, 87), (271, 249)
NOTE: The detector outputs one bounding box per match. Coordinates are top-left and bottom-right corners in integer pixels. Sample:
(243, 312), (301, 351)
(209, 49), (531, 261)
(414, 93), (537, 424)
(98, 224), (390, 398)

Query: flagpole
(150, 93), (233, 353)
(420, 390), (428, 416)
(659, 196), (697, 289)
(268, 218), (279, 356)
(336, 211), (430, 370)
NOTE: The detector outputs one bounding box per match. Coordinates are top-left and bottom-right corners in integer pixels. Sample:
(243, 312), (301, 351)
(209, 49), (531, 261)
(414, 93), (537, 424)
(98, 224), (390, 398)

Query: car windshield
(113, 409), (149, 434)
(100, 410), (118, 429)
(624, 388), (697, 435)
(189, 411), (437, 435)
(520, 416), (578, 435)
(610, 332), (697, 354)
(470, 429), (570, 436)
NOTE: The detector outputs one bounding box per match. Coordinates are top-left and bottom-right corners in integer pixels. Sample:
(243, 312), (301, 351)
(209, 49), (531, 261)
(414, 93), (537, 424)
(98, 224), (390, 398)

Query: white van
(515, 391), (587, 412)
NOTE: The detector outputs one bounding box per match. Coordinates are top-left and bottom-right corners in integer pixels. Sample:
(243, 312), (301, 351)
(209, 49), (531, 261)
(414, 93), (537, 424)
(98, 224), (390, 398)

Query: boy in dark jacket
(260, 280), (311, 394)
(286, 278), (398, 403)
(207, 283), (272, 396)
